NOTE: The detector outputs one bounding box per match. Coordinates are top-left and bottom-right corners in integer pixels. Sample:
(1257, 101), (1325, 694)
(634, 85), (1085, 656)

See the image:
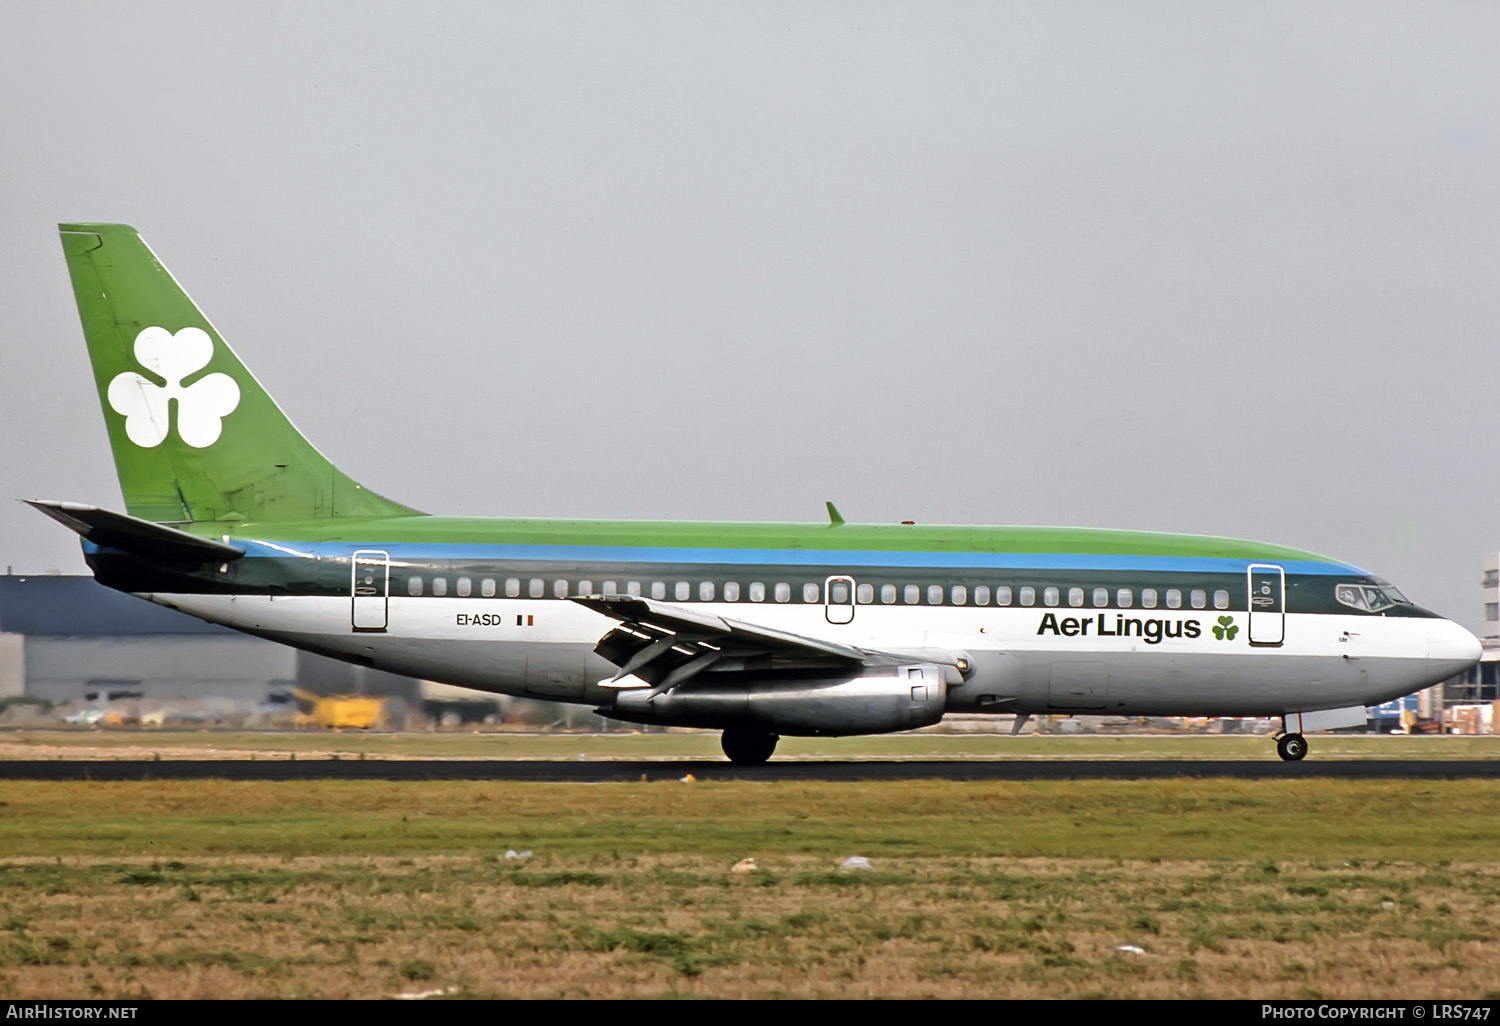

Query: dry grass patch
(1, 854), (1498, 998)
(4, 728), (1500, 761)
(2, 778), (1499, 997)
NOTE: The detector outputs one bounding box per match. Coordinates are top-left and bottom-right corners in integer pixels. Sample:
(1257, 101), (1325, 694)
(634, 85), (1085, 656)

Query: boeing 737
(29, 223), (1482, 763)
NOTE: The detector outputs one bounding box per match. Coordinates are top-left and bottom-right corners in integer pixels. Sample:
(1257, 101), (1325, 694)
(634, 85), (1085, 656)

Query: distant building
(0, 574), (419, 707)
(1453, 553), (1500, 706)
(1430, 554), (1500, 728)
(1484, 552), (1499, 641)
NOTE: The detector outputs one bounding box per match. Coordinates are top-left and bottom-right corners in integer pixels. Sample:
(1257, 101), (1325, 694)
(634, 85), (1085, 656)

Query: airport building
(1362, 553), (1497, 733)
(1484, 552), (1498, 642)
(0, 573), (420, 712)
(1449, 551), (1500, 727)
(0, 573), (609, 729)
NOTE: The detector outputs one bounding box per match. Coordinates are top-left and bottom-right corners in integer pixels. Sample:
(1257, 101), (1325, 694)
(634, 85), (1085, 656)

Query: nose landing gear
(1275, 731), (1308, 762)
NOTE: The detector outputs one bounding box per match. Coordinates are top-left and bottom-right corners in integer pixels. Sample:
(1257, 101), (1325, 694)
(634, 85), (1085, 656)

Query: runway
(2, 759), (1498, 782)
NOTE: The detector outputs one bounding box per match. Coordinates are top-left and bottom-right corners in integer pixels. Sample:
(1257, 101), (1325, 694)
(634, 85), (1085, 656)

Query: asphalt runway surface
(2, 759), (1498, 782)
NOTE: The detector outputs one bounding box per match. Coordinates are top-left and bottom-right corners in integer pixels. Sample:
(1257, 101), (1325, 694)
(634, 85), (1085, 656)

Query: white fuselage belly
(142, 593), (1461, 718)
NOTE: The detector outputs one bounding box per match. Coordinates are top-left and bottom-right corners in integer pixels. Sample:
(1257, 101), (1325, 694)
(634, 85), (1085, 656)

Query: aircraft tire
(721, 727), (779, 765)
(1276, 732), (1308, 762)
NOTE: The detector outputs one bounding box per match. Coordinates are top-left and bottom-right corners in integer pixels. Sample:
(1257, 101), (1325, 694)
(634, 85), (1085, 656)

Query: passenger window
(749, 581), (766, 602)
(1019, 586), (1035, 607)
(1092, 587), (1108, 607)
(701, 581), (716, 602)
(1067, 587), (1083, 607)
(675, 582), (690, 601)
(1190, 589), (1206, 609)
(829, 581), (850, 604)
(950, 585), (967, 605)
(1141, 588), (1157, 609)
(973, 585), (990, 606)
(553, 580), (568, 599)
(530, 579), (545, 598)
(996, 586), (1012, 606)
(651, 581), (667, 601)
(774, 582), (791, 603)
(505, 578), (521, 598)
(602, 581), (617, 596)
(904, 585), (921, 605)
(457, 577), (472, 597)
(724, 582), (740, 602)
(928, 585), (944, 605)
(1166, 589), (1182, 609)
(481, 578), (496, 598)
(1117, 588), (1132, 608)
(1213, 589), (1229, 610)
(1044, 587), (1060, 607)
(856, 583), (873, 604)
(578, 580), (592, 596)
(408, 576), (423, 597)
(881, 584), (896, 604)
(433, 578), (448, 597)
(626, 581), (641, 597)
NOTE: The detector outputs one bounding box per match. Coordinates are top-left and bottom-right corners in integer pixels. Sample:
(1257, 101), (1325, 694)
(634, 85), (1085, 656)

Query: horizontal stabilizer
(24, 500), (245, 563)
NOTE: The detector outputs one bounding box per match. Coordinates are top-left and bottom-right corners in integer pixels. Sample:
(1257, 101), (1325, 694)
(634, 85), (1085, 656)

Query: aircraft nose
(1429, 619), (1483, 678)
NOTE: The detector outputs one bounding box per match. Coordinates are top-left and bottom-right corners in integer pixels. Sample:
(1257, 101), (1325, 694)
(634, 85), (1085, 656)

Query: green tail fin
(58, 223), (420, 524)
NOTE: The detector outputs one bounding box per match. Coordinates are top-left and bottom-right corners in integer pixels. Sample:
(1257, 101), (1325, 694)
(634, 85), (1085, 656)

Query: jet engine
(601, 663), (947, 736)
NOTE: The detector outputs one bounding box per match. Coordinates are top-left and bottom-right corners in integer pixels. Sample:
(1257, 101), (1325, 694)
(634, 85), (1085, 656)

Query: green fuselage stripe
(181, 517), (1349, 566)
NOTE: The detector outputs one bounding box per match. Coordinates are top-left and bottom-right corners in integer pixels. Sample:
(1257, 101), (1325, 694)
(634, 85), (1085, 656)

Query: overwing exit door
(351, 549), (390, 632)
(825, 575), (855, 624)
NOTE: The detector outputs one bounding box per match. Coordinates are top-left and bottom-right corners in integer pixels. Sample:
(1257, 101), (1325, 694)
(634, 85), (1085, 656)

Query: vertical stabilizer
(58, 223), (420, 524)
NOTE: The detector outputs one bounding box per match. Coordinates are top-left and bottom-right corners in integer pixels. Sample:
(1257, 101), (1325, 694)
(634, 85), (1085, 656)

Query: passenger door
(1247, 563), (1285, 646)
(351, 549), (390, 632)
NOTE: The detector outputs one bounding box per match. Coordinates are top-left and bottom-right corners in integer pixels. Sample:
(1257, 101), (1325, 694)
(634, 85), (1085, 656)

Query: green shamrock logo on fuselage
(1212, 615), (1238, 641)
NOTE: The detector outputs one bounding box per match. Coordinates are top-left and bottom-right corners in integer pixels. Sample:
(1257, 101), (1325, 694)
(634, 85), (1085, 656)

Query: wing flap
(572, 593), (867, 690)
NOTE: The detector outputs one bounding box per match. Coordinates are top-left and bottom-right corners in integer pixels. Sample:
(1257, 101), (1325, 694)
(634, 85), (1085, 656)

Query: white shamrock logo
(107, 326), (241, 448)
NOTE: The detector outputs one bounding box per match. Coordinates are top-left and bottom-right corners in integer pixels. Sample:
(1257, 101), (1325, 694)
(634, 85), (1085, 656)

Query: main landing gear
(1275, 731), (1308, 762)
(721, 727), (779, 765)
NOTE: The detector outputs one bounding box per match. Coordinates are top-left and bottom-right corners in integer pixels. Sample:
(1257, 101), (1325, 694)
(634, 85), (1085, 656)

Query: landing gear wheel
(1276, 732), (1308, 762)
(721, 728), (779, 765)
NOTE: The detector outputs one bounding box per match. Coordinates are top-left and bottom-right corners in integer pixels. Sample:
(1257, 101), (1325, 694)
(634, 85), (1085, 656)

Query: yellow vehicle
(292, 689), (386, 730)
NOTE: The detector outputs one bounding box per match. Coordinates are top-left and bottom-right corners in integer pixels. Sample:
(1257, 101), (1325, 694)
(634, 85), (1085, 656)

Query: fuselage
(82, 515), (1482, 722)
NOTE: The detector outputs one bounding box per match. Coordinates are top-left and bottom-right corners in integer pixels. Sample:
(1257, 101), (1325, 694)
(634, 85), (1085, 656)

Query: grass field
(3, 728), (1500, 761)
(1, 777), (1498, 998)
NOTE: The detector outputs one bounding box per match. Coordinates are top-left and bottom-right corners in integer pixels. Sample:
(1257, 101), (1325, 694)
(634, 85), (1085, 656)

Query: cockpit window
(1336, 582), (1408, 613)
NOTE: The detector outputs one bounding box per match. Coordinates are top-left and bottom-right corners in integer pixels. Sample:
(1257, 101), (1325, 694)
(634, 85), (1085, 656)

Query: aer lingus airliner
(29, 223), (1481, 763)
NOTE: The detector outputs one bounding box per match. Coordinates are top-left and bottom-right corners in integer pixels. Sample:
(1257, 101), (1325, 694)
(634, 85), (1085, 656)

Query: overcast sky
(2, 2), (1497, 628)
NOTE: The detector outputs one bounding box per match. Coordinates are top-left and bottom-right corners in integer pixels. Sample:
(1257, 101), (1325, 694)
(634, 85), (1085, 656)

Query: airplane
(28, 223), (1482, 764)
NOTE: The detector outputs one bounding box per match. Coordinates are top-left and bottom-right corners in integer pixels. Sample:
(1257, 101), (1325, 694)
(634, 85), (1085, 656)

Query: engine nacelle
(602, 664), (947, 736)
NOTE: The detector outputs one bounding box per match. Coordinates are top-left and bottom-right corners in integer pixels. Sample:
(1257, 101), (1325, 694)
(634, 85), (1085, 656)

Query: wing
(570, 594), (875, 695)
